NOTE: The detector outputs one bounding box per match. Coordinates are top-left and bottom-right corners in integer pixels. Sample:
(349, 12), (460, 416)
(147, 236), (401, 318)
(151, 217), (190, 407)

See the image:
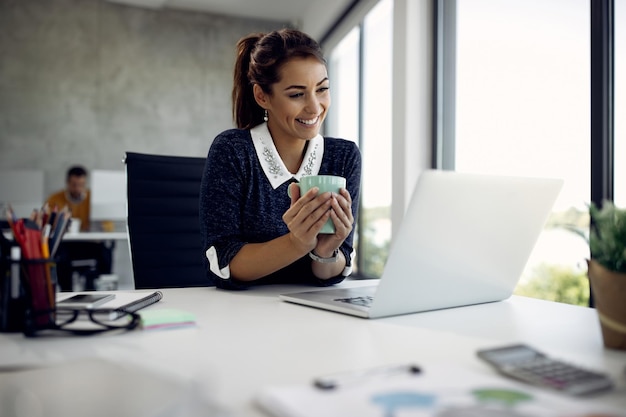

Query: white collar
(251, 122), (324, 189)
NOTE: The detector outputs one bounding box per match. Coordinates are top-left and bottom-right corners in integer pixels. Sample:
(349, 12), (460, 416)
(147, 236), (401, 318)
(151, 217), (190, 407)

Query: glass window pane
(328, 28), (360, 145)
(455, 0), (591, 305)
(328, 27), (362, 274)
(327, 0), (393, 278)
(361, 0), (393, 278)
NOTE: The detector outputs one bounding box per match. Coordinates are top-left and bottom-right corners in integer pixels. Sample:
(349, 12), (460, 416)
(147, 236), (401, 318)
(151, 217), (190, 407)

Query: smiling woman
(199, 28), (362, 290)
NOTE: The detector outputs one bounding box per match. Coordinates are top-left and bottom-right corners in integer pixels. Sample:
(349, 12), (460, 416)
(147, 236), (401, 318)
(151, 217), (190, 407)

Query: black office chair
(124, 152), (210, 289)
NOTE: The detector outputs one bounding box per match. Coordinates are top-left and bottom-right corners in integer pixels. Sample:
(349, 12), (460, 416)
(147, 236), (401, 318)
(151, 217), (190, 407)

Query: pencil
(41, 224), (54, 308)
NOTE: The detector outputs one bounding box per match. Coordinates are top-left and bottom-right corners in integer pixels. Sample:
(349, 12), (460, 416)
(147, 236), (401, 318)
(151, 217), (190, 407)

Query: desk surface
(62, 231), (128, 241)
(2, 230), (128, 242)
(1, 281), (625, 417)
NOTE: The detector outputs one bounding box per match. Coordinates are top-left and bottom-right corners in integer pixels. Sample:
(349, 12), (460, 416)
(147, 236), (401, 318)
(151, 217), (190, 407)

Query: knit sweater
(199, 123), (361, 289)
(46, 189), (91, 231)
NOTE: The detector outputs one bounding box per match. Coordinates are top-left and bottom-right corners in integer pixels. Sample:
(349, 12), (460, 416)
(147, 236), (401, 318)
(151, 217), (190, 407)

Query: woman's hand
(283, 183), (354, 259)
(283, 183), (333, 254)
(315, 187), (353, 257)
(229, 182), (353, 282)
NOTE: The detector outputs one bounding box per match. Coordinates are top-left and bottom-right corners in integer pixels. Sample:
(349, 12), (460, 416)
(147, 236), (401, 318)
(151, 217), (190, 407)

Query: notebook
(280, 170), (563, 319)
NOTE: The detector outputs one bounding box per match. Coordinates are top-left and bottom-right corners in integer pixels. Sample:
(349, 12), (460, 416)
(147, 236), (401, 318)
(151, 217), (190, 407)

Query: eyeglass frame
(24, 307), (141, 337)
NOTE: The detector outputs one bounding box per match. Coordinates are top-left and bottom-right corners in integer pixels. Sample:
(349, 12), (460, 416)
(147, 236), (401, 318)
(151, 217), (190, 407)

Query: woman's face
(257, 56), (330, 143)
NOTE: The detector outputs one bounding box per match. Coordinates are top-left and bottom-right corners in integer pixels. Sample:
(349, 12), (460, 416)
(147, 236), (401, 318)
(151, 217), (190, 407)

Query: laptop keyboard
(334, 295), (374, 307)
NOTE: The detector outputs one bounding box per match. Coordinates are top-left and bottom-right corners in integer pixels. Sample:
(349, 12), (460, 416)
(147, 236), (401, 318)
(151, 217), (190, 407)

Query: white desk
(1, 282), (625, 417)
(61, 231), (133, 290)
(62, 232), (128, 241)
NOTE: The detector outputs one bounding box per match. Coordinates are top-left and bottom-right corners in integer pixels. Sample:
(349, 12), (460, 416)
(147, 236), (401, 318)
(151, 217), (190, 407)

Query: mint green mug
(289, 175), (346, 234)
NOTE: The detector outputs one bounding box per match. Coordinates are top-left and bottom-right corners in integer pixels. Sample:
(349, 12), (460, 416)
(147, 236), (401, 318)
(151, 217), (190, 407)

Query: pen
(41, 223), (51, 253)
(11, 218), (27, 251)
(41, 224), (54, 306)
(49, 211), (70, 258)
(10, 246), (20, 299)
(5, 205), (17, 240)
(48, 205), (58, 229)
(40, 203), (49, 228)
(313, 363), (421, 390)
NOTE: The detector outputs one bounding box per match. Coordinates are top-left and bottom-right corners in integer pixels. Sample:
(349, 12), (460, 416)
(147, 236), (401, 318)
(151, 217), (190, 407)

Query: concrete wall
(0, 0), (288, 197)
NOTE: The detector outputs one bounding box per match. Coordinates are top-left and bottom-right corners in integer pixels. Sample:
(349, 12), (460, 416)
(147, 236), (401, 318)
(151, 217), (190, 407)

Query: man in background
(46, 165), (90, 231)
(47, 165), (113, 291)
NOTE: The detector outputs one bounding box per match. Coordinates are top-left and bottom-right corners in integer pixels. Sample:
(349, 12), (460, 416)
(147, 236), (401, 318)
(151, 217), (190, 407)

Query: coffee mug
(289, 175), (346, 234)
(68, 218), (81, 234)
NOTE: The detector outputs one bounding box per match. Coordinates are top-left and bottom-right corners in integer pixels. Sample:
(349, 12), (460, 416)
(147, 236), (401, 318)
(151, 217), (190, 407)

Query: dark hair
(232, 28), (326, 129)
(66, 165), (87, 180)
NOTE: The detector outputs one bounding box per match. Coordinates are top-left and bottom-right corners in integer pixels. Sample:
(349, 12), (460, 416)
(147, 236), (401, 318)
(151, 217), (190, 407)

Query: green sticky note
(139, 308), (196, 330)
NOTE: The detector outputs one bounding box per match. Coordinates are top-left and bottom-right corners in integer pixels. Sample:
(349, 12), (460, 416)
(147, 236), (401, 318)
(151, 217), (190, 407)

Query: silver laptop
(280, 170), (563, 319)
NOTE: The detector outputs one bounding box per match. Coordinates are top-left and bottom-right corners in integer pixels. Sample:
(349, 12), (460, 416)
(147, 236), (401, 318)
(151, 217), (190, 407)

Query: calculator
(477, 344), (614, 396)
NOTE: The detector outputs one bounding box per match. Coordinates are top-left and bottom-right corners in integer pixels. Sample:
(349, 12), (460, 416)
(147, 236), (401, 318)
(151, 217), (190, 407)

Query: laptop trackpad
(332, 286), (378, 307)
(280, 284), (378, 316)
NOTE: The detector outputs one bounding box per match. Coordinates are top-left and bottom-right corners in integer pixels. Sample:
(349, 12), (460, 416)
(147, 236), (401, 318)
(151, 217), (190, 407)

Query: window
(616, 0), (625, 207)
(327, 0), (393, 278)
(360, 0), (393, 277)
(327, 28), (360, 154)
(328, 28), (362, 273)
(451, 0), (592, 305)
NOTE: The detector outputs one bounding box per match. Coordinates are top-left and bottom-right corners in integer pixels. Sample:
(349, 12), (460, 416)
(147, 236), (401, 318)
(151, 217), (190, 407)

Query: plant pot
(587, 259), (626, 350)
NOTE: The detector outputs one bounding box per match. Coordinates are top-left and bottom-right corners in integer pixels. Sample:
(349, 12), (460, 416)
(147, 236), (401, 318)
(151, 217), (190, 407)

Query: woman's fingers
(284, 187), (354, 255)
(284, 187), (319, 222)
(329, 197), (352, 237)
(284, 190), (332, 241)
(333, 189), (354, 228)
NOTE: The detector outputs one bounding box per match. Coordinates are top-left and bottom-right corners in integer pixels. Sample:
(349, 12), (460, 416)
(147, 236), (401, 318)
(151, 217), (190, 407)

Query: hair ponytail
(231, 28), (326, 130)
(232, 33), (263, 129)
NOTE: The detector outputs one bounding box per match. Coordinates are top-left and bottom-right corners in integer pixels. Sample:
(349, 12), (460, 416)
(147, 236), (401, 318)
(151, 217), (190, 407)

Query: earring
(263, 110), (268, 122)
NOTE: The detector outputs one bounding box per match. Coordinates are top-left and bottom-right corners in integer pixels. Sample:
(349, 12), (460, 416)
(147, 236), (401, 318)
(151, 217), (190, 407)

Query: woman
(200, 28), (361, 289)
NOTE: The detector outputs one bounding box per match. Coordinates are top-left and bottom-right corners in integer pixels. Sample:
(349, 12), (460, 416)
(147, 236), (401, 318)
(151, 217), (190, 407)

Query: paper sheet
(256, 364), (625, 417)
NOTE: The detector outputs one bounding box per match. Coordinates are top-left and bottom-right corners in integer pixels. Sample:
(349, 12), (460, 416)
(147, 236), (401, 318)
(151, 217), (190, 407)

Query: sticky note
(138, 308), (196, 330)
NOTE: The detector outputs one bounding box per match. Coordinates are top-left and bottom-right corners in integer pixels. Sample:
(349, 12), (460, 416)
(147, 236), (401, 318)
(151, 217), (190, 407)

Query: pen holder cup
(0, 258), (57, 333)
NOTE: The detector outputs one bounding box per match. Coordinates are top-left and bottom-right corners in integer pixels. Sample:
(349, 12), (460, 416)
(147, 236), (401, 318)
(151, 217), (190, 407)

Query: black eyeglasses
(24, 308), (140, 337)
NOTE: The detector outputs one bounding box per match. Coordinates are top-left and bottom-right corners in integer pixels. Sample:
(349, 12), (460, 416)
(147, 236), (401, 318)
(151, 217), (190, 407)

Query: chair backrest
(124, 152), (210, 289)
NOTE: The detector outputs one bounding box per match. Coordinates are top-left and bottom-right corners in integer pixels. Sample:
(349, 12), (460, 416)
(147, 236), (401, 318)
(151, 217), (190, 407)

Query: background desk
(1, 282), (625, 417)
(61, 231), (133, 290)
(62, 232), (128, 241)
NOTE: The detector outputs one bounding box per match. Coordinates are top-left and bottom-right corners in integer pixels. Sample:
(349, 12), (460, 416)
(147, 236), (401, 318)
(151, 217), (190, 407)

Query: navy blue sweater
(199, 126), (361, 289)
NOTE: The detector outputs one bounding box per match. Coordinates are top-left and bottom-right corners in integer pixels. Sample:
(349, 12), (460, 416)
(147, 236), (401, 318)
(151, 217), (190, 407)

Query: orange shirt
(46, 190), (91, 231)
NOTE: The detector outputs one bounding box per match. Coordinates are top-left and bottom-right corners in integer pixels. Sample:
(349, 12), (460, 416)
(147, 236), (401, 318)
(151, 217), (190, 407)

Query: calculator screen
(481, 346), (541, 364)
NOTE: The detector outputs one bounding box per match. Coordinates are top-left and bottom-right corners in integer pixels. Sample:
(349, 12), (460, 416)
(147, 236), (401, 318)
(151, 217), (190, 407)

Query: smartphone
(477, 344), (614, 396)
(57, 293), (115, 309)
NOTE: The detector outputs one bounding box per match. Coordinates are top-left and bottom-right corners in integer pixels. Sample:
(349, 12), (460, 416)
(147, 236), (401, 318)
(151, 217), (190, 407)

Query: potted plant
(587, 200), (626, 350)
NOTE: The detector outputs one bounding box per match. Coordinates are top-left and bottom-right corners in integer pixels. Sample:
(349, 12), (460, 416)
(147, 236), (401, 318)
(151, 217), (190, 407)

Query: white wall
(0, 0), (287, 199)
(0, 170), (45, 219)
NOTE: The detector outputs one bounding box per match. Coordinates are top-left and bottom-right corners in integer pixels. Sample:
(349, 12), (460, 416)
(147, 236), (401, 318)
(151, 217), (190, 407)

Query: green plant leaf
(589, 201), (626, 274)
